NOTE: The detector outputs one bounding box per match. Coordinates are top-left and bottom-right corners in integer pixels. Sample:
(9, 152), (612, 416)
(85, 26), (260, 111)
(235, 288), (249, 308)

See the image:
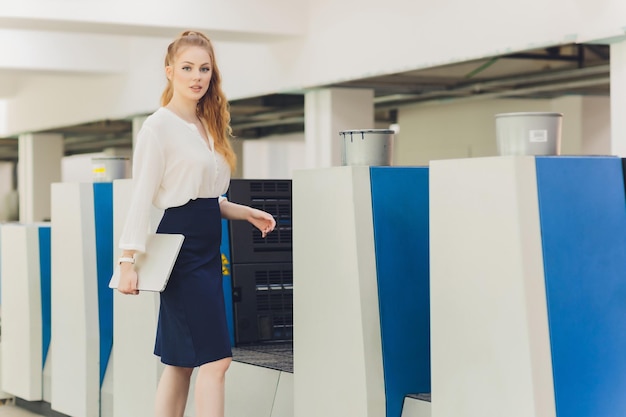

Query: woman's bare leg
(155, 365), (194, 417)
(194, 357), (232, 417)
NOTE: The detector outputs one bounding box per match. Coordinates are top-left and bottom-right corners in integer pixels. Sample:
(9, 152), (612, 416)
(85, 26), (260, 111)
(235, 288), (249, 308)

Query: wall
(551, 96), (583, 155)
(582, 96), (612, 155)
(242, 133), (305, 179)
(0, 100), (7, 133)
(396, 96), (611, 166)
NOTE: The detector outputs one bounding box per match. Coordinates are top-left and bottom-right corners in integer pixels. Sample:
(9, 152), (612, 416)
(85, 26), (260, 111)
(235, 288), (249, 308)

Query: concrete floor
(0, 402), (42, 417)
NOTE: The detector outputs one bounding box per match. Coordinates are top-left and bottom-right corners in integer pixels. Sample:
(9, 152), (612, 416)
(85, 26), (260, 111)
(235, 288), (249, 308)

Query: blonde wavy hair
(161, 30), (236, 172)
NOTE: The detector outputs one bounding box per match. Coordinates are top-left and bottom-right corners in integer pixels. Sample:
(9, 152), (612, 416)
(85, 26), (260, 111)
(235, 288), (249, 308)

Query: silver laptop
(109, 233), (185, 292)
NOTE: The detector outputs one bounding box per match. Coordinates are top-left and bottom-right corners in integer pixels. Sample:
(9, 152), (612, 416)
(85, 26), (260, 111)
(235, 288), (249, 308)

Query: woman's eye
(201, 68), (211, 73)
(182, 66), (191, 71)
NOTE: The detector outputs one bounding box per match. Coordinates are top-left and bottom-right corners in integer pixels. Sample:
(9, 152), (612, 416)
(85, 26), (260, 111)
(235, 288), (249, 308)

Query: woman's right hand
(117, 262), (139, 295)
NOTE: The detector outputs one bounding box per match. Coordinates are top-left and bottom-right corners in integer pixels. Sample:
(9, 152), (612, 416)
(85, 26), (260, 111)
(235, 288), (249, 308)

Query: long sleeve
(119, 124), (165, 253)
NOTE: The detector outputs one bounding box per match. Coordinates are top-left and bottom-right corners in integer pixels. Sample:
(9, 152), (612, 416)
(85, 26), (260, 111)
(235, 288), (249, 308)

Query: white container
(92, 157), (129, 182)
(495, 112), (563, 156)
(340, 129), (394, 166)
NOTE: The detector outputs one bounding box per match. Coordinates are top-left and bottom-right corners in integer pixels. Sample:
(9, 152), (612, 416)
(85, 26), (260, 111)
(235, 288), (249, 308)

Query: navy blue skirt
(154, 198), (232, 367)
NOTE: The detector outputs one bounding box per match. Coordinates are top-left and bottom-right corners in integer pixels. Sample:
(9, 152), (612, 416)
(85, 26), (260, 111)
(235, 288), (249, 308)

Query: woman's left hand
(248, 208), (276, 238)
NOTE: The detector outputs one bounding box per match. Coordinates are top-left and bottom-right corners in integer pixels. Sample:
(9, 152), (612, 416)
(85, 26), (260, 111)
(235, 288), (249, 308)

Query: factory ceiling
(0, 42), (611, 161)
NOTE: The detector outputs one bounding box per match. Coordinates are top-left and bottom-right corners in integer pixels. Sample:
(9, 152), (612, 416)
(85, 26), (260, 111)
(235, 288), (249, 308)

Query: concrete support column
(610, 39), (626, 156)
(18, 133), (63, 223)
(125, 115), (149, 180)
(304, 88), (374, 168)
(0, 162), (17, 222)
(231, 137), (244, 179)
(131, 115), (148, 149)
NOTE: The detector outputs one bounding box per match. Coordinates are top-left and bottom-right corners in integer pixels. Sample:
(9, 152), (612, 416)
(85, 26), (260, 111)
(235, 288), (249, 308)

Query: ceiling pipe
(65, 137), (132, 152)
(376, 77), (609, 110)
(231, 108), (304, 125)
(373, 64), (609, 105)
(231, 116), (304, 130)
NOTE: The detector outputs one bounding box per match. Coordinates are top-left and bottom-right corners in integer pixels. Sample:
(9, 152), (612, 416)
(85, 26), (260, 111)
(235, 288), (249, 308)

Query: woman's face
(166, 45), (213, 103)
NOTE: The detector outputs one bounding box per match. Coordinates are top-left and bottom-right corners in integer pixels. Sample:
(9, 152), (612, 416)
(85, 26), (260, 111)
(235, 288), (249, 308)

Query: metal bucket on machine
(495, 112), (563, 156)
(92, 157), (130, 182)
(339, 129), (395, 166)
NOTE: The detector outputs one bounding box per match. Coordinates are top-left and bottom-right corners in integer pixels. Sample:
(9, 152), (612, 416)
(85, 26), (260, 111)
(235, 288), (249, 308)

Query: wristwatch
(118, 257), (135, 265)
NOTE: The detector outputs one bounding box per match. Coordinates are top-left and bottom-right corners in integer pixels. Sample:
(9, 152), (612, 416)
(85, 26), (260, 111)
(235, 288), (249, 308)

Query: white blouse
(119, 107), (231, 253)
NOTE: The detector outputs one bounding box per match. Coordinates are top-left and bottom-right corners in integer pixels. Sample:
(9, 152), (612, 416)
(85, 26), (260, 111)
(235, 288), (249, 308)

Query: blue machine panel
(370, 167), (431, 417)
(536, 157), (626, 417)
(93, 182), (114, 385)
(38, 226), (52, 367)
(221, 218), (235, 347)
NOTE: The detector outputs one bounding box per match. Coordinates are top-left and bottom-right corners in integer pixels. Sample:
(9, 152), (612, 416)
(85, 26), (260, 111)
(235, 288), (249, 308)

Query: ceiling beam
(0, 29), (129, 76)
(0, 0), (305, 41)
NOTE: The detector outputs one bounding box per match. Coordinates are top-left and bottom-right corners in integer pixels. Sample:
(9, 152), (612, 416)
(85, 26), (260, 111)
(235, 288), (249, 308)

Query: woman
(117, 30), (276, 417)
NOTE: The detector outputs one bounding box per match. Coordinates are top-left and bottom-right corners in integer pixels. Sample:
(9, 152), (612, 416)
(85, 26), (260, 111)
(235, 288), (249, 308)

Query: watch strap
(118, 256), (135, 264)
